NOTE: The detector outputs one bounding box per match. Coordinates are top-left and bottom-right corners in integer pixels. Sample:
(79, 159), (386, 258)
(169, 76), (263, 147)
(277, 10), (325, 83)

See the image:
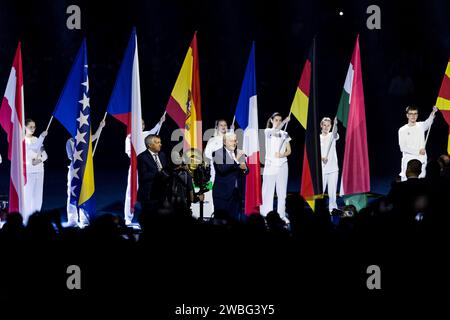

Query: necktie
(154, 154), (162, 171)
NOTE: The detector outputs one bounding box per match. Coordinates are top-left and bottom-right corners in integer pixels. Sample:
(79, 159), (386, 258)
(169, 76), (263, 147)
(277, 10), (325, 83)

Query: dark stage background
(1, 0), (450, 211)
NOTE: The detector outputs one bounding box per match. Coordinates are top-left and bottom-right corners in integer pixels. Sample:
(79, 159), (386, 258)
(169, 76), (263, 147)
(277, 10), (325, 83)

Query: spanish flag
(166, 33), (202, 152)
(435, 59), (450, 155)
(290, 41), (322, 210)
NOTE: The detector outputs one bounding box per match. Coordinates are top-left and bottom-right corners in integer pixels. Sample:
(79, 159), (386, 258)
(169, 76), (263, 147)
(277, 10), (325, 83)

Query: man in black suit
(137, 134), (169, 213)
(212, 132), (249, 222)
(387, 159), (428, 223)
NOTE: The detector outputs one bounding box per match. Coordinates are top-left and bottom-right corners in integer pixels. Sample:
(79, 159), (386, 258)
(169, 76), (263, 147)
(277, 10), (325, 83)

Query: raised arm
(92, 120), (106, 142)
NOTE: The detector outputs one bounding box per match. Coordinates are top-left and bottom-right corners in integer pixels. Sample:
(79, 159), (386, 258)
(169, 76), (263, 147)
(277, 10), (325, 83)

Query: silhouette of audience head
(406, 159), (422, 178)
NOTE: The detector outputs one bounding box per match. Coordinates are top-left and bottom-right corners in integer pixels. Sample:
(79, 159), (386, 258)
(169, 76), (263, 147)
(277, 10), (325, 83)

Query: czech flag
(106, 28), (146, 214)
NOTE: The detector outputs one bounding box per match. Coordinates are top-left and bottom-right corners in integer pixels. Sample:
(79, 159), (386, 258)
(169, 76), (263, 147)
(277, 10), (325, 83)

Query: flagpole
(45, 116), (54, 132)
(278, 111), (292, 153)
(93, 112), (107, 157)
(311, 37), (322, 194)
(282, 111), (292, 131)
(325, 116), (338, 158)
(156, 111), (167, 135)
(35, 115), (53, 160)
(230, 115), (236, 132)
(424, 125), (432, 147)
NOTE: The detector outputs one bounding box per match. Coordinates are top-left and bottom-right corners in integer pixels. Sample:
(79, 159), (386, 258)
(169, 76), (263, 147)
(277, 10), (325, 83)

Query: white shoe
(125, 219), (132, 226)
(281, 217), (290, 225)
(78, 220), (89, 228)
(63, 220), (79, 228)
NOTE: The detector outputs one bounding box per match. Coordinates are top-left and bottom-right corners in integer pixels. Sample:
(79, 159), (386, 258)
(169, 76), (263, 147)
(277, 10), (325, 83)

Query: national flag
(290, 41), (322, 210)
(53, 39), (96, 218)
(0, 43), (26, 214)
(337, 35), (370, 210)
(106, 28), (145, 214)
(234, 42), (262, 215)
(435, 59), (450, 154)
(165, 33), (202, 152)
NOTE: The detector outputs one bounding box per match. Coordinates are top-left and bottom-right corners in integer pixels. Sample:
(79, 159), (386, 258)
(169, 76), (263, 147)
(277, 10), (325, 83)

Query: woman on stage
(320, 117), (339, 212)
(261, 113), (291, 223)
(24, 119), (48, 223)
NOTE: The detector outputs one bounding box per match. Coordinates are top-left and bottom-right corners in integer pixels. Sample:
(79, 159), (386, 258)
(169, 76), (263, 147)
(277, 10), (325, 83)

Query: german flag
(436, 59), (450, 155)
(290, 42), (322, 210)
(166, 33), (202, 152)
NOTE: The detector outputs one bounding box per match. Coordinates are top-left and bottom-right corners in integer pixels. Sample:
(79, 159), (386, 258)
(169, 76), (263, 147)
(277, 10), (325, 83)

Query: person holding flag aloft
(398, 106), (438, 181)
(320, 116), (339, 212)
(23, 118), (48, 223)
(124, 115), (165, 225)
(260, 113), (291, 223)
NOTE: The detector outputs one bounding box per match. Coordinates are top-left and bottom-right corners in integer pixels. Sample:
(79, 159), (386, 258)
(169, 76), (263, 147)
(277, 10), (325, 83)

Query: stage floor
(0, 167), (395, 219)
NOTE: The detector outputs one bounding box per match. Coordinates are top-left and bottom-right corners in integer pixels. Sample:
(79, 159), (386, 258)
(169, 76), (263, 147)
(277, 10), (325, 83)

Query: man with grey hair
(212, 132), (248, 221)
(137, 134), (168, 213)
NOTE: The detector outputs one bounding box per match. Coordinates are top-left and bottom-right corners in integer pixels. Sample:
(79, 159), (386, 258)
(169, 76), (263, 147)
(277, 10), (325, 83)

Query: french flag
(234, 43), (262, 215)
(0, 43), (27, 214)
(106, 28), (146, 214)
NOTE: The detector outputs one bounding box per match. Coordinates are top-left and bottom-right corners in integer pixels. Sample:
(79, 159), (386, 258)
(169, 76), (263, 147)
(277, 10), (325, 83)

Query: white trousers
(124, 166), (134, 223)
(23, 171), (44, 224)
(322, 170), (338, 211)
(67, 167), (89, 224)
(261, 162), (288, 219)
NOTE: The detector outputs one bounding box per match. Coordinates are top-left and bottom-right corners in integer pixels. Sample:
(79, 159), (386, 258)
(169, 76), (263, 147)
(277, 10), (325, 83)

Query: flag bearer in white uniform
(261, 113), (291, 223)
(398, 106), (438, 181)
(24, 119), (48, 224)
(124, 115), (165, 225)
(320, 117), (339, 212)
(202, 119), (228, 217)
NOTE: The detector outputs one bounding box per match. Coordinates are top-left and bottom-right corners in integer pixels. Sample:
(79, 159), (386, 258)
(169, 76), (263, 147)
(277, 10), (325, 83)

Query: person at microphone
(212, 132), (249, 222)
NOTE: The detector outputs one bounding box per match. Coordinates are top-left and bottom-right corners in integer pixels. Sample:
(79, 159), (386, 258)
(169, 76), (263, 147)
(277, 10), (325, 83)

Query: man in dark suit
(137, 134), (169, 213)
(212, 132), (249, 222)
(387, 159), (428, 223)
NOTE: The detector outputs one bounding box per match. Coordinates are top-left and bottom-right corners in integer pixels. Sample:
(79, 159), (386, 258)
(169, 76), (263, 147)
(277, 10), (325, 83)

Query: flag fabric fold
(234, 43), (262, 215)
(336, 35), (370, 208)
(106, 28), (145, 214)
(290, 42), (322, 210)
(53, 39), (96, 218)
(165, 33), (202, 152)
(435, 59), (450, 154)
(0, 43), (26, 214)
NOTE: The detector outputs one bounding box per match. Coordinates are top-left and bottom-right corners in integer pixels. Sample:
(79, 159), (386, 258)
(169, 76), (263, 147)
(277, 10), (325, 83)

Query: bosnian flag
(106, 28), (146, 214)
(234, 43), (262, 215)
(0, 43), (27, 214)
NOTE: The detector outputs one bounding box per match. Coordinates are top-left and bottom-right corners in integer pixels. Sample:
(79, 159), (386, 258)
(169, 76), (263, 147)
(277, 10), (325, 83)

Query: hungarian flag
(0, 43), (27, 214)
(290, 42), (322, 210)
(336, 35), (370, 209)
(435, 59), (450, 155)
(106, 28), (145, 214)
(165, 33), (202, 152)
(234, 42), (262, 215)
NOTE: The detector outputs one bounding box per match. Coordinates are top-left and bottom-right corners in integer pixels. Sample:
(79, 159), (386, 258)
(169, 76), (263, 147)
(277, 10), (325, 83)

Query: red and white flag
(0, 43), (27, 214)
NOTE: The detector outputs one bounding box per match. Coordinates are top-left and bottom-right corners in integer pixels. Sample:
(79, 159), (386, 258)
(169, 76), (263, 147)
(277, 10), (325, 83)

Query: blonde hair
(320, 117), (332, 127)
